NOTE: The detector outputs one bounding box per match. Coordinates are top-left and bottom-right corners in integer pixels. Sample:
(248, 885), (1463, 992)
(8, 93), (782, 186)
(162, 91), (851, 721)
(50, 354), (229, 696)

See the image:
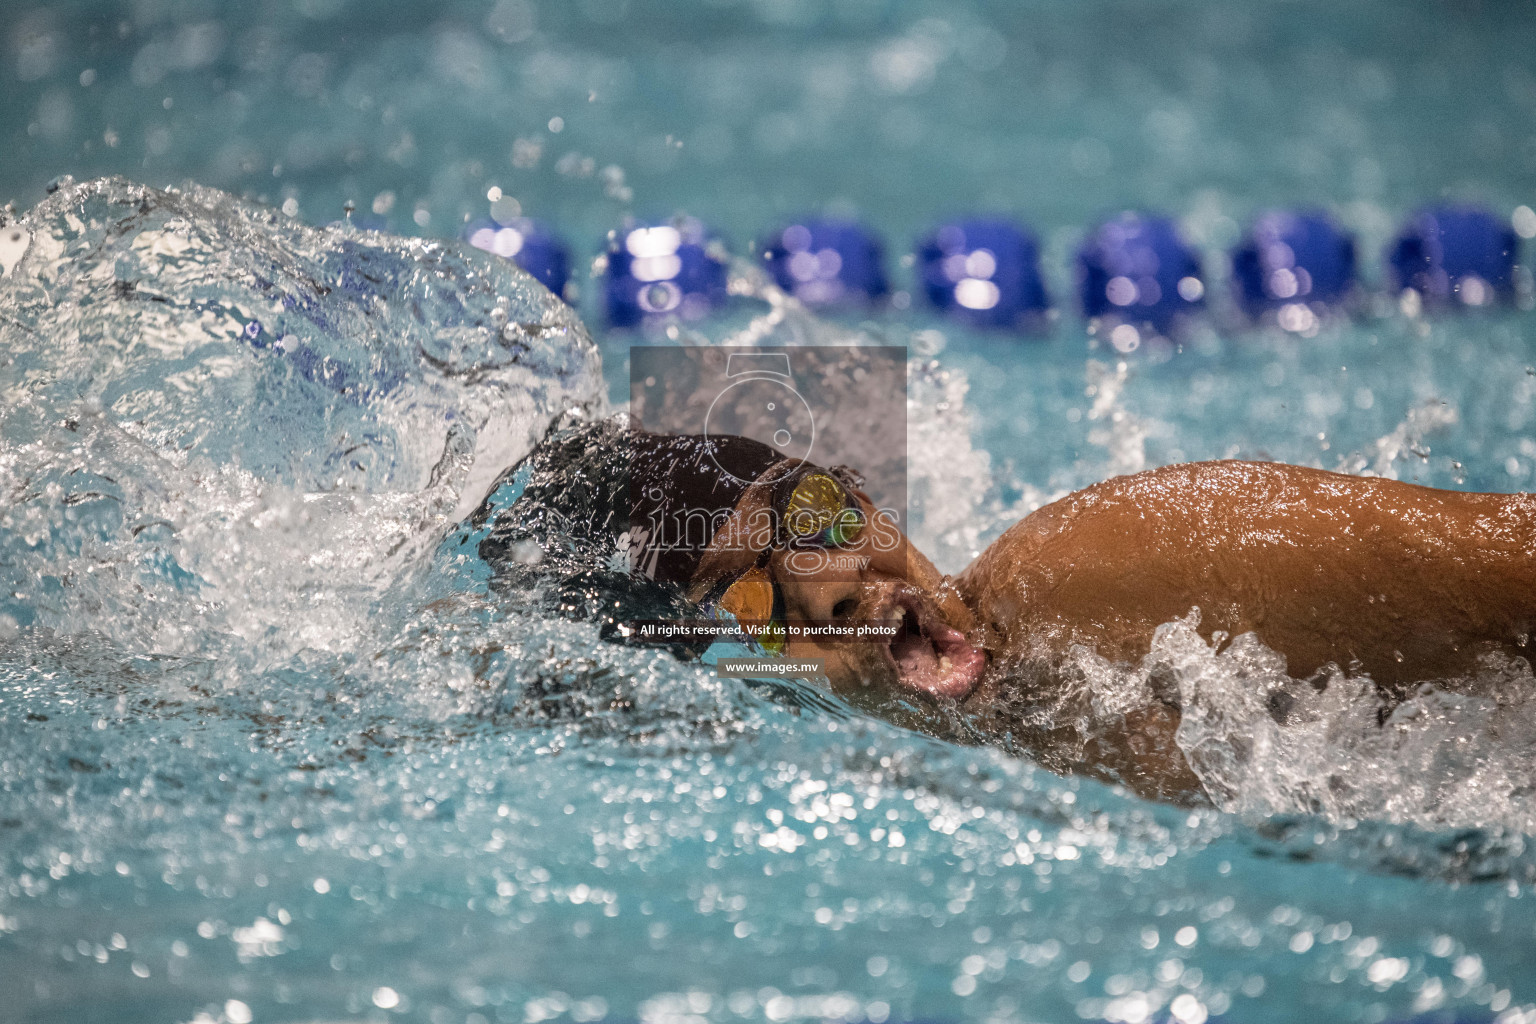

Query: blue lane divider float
(1388, 205), (1519, 307)
(464, 217), (572, 298)
(604, 217), (729, 328)
(917, 218), (1051, 330)
(1231, 210), (1357, 319)
(1077, 212), (1206, 333)
(761, 218), (888, 307)
(456, 203), (1526, 336)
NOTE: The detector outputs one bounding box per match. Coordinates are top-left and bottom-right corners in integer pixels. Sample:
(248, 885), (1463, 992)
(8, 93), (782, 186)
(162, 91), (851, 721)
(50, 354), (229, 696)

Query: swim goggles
(702, 465), (868, 653)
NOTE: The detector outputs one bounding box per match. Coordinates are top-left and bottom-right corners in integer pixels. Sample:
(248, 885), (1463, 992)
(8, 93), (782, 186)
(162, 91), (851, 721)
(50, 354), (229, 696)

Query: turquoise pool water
(3, 3), (1536, 1023)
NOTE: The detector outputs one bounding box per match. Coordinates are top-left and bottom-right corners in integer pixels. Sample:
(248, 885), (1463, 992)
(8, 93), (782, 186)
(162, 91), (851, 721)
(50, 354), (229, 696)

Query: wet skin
(693, 460), (1536, 802)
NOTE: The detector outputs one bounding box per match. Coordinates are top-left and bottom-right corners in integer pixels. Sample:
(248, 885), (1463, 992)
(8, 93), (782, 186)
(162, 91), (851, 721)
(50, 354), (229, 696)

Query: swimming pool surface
(3, 2), (1536, 1022)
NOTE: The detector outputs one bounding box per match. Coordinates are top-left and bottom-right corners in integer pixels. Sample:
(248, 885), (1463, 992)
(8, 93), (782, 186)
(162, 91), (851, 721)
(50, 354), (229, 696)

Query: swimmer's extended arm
(957, 460), (1536, 693)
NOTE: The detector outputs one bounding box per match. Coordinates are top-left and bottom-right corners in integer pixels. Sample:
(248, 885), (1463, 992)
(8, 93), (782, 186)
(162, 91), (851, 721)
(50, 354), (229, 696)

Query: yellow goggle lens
(719, 567), (774, 622)
(786, 473), (857, 540)
(717, 567), (786, 653)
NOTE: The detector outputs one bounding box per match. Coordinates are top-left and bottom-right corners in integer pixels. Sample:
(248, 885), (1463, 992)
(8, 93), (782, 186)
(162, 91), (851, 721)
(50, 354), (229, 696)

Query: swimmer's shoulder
(960, 459), (1315, 590)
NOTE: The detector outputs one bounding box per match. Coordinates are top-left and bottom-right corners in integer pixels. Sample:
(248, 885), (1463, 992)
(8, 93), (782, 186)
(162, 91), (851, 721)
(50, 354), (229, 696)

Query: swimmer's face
(689, 487), (989, 707)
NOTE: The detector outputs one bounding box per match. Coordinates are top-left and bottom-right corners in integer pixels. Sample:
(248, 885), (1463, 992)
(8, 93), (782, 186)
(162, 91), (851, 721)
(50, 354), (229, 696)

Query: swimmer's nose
(862, 541), (916, 582)
(777, 574), (900, 625)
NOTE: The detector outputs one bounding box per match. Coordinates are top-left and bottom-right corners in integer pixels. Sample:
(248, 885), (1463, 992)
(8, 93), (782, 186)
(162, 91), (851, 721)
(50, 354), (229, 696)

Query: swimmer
(476, 420), (1536, 802)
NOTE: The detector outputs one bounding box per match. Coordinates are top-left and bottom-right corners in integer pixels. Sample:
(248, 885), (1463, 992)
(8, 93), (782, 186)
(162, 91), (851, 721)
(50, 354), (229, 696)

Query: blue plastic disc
(762, 218), (888, 306)
(605, 217), (730, 328)
(1388, 205), (1519, 306)
(464, 217), (571, 297)
(1231, 210), (1357, 317)
(917, 218), (1050, 330)
(1077, 213), (1205, 332)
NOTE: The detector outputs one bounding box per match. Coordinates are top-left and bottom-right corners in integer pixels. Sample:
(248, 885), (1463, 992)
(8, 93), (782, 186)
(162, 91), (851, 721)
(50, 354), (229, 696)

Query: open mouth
(882, 591), (988, 701)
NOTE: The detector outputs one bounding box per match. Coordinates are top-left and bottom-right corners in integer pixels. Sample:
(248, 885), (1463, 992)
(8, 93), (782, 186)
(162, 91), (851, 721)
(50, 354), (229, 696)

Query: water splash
(1335, 398), (1459, 478)
(1030, 612), (1536, 835)
(0, 176), (602, 658)
(1159, 615), (1536, 834)
(1084, 357), (1152, 478)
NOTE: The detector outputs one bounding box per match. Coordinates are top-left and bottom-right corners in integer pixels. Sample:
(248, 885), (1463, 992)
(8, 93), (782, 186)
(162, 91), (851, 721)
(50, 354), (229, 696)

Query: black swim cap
(475, 417), (784, 588)
(621, 428), (787, 585)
